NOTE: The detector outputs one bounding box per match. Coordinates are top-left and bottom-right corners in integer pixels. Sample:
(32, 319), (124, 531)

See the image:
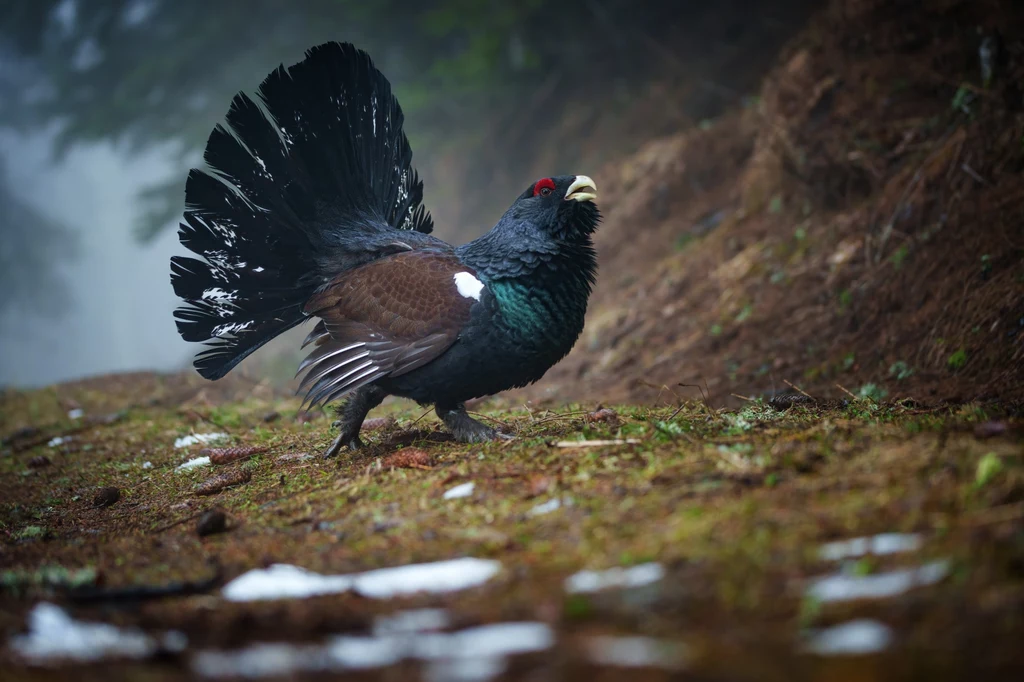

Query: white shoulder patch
(453, 272), (484, 301)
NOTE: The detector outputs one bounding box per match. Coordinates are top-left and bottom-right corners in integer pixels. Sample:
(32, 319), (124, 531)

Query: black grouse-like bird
(171, 43), (599, 457)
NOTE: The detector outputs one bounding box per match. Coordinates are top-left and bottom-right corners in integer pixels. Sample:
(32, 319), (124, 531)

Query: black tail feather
(171, 42), (433, 380)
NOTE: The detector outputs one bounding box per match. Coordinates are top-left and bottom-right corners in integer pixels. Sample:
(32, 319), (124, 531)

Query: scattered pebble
(382, 448), (431, 469)
(92, 487), (121, 508)
(361, 416), (396, 432)
(195, 468), (252, 496)
(197, 509), (229, 537)
(527, 474), (552, 498)
(973, 421), (1007, 439)
(67, 408), (84, 420)
(2, 426), (40, 446)
(47, 436), (70, 448)
(261, 411), (280, 423)
(174, 433), (229, 449)
(177, 456), (212, 472)
(202, 445), (267, 465)
(27, 455), (51, 469)
(443, 482), (475, 500)
(818, 533), (923, 562)
(141, 461), (153, 469)
(585, 407), (619, 425)
(222, 558), (501, 602)
(565, 563), (665, 594)
(295, 411), (321, 424)
(803, 619), (894, 656)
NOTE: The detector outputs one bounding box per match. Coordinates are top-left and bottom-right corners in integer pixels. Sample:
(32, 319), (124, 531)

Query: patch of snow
(803, 619), (894, 656)
(443, 482), (475, 500)
(373, 609), (450, 636)
(192, 622), (551, 679)
(806, 560), (949, 603)
(176, 456), (211, 472)
(10, 603), (185, 664)
(222, 558), (501, 602)
(583, 635), (689, 669)
(453, 272), (484, 301)
(174, 433), (228, 449)
(142, 461), (153, 469)
(48, 436), (68, 447)
(527, 497), (570, 516)
(67, 408), (84, 419)
(416, 622), (552, 659)
(565, 563), (665, 594)
(818, 533), (923, 562)
(193, 643), (329, 678)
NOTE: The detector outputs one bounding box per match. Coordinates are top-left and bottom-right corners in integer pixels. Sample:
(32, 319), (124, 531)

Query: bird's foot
(322, 386), (388, 459)
(323, 432), (363, 459)
(437, 404), (507, 443)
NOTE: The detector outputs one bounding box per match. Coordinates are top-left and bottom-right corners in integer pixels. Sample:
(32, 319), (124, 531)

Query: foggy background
(0, 0), (815, 388)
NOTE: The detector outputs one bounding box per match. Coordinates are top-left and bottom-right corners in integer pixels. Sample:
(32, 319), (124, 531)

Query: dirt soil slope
(523, 0), (1024, 409)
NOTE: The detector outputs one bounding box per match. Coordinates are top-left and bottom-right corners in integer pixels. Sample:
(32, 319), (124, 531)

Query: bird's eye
(532, 177), (556, 197)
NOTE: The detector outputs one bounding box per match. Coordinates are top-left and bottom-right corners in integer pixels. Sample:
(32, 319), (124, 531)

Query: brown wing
(296, 251), (480, 407)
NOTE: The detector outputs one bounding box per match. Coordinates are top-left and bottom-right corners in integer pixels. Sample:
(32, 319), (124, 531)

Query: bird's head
(505, 175), (600, 241)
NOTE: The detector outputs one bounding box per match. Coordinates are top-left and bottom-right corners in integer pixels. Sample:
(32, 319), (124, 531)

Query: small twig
(834, 383), (859, 401)
(467, 411), (510, 427)
(731, 393), (756, 402)
(555, 439), (641, 448)
(961, 163), (989, 185)
(678, 382), (714, 416)
(152, 510), (205, 533)
(782, 379), (815, 400)
(408, 407), (434, 427)
(531, 410), (591, 426)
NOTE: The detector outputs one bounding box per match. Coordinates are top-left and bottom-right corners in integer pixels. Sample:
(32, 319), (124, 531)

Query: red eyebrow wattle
(533, 178), (556, 196)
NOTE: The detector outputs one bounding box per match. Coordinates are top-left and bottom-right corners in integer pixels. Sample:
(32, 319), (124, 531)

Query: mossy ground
(1, 372), (1023, 680)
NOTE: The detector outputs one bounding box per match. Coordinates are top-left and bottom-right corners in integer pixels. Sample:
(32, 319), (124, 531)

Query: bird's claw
(323, 433), (363, 459)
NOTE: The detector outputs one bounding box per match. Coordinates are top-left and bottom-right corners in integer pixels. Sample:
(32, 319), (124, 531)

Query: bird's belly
(380, 325), (576, 406)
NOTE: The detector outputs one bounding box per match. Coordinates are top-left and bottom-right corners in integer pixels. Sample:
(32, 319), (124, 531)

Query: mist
(0, 134), (188, 386)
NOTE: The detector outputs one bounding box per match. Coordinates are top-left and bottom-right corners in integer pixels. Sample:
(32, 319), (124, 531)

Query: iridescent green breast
(487, 277), (589, 352)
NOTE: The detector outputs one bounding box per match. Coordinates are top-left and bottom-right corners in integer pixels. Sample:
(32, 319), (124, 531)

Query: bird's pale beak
(565, 175), (598, 203)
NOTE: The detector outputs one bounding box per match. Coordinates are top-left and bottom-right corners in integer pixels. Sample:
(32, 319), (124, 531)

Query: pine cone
(194, 468), (252, 495)
(200, 445), (268, 465)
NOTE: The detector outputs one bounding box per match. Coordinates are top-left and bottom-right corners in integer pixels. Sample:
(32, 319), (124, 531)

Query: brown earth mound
(520, 0), (1024, 408)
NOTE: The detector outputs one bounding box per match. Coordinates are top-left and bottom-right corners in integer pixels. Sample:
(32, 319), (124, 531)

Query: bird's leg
(324, 385), (387, 458)
(436, 403), (505, 443)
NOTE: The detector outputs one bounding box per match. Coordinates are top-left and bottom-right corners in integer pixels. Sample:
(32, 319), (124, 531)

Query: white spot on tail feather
(453, 272), (483, 301)
(212, 321), (253, 337)
(202, 288), (238, 302)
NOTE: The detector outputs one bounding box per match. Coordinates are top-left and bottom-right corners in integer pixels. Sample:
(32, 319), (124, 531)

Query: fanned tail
(171, 42), (433, 380)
